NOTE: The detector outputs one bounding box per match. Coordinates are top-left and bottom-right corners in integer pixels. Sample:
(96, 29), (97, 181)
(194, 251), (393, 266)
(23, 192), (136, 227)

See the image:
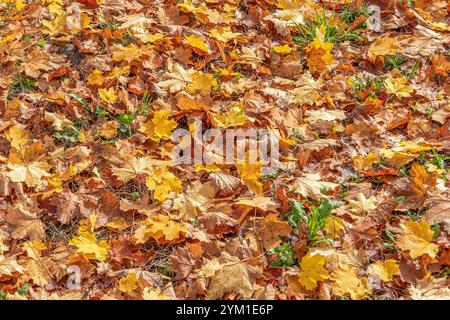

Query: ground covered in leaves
(0, 0), (449, 300)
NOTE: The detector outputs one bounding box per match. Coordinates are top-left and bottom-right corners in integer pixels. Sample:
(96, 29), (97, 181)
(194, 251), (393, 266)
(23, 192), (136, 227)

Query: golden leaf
(5, 124), (29, 150)
(236, 161), (263, 194)
(272, 44), (292, 54)
(184, 35), (209, 53)
(143, 287), (169, 300)
(135, 214), (187, 243)
(384, 77), (413, 98)
(368, 259), (399, 282)
(139, 110), (177, 142)
(367, 36), (400, 62)
(298, 252), (330, 291)
(211, 106), (250, 128)
(146, 166), (182, 202)
(119, 273), (138, 292)
(332, 267), (371, 300)
(397, 219), (439, 259)
(69, 214), (109, 261)
(324, 216), (346, 239)
(98, 88), (117, 104)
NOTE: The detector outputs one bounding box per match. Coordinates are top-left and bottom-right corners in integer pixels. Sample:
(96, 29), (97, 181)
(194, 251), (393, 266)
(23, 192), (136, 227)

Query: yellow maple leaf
(187, 72), (217, 94)
(236, 161), (263, 194)
(298, 252), (330, 290)
(332, 267), (371, 300)
(384, 77), (413, 98)
(7, 142), (52, 188)
(324, 216), (346, 239)
(98, 88), (117, 104)
(135, 214), (187, 243)
(211, 106), (250, 128)
(5, 124), (29, 150)
(305, 26), (334, 73)
(111, 155), (153, 182)
(143, 287), (169, 300)
(348, 193), (377, 214)
(146, 166), (182, 202)
(42, 14), (67, 35)
(15, 0), (25, 11)
(87, 69), (104, 86)
(112, 45), (143, 63)
(368, 259), (399, 282)
(209, 27), (240, 43)
(140, 33), (165, 44)
(69, 228), (109, 261)
(184, 35), (209, 53)
(392, 141), (435, 153)
(139, 110), (178, 142)
(367, 36), (400, 62)
(397, 219), (439, 259)
(119, 272), (138, 292)
(272, 44), (292, 54)
(352, 153), (379, 172)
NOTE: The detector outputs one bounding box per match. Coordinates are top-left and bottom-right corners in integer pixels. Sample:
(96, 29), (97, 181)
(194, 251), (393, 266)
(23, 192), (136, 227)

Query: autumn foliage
(0, 0), (449, 300)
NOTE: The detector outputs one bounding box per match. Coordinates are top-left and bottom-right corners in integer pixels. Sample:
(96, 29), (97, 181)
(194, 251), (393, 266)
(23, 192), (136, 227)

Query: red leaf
(77, 0), (99, 9)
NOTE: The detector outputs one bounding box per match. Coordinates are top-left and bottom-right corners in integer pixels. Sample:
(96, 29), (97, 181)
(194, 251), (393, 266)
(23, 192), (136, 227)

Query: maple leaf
(424, 195), (450, 232)
(98, 88), (117, 104)
(139, 110), (178, 142)
(298, 252), (330, 291)
(367, 36), (400, 62)
(305, 26), (334, 73)
(290, 75), (322, 106)
(111, 155), (154, 182)
(272, 45), (292, 54)
(6, 142), (52, 188)
(187, 72), (217, 94)
(239, 47), (263, 68)
(45, 111), (74, 130)
(352, 153), (379, 172)
(69, 215), (109, 261)
(0, 255), (24, 277)
(206, 253), (255, 299)
(87, 69), (104, 86)
(324, 216), (346, 239)
(184, 35), (209, 54)
(236, 196), (280, 212)
(135, 214), (187, 243)
(409, 275), (450, 300)
(236, 161), (263, 194)
(368, 259), (399, 282)
(332, 267), (371, 300)
(397, 220), (439, 259)
(256, 214), (291, 250)
(305, 109), (346, 123)
(5, 124), (29, 150)
(119, 272), (138, 292)
(348, 193), (377, 214)
(158, 63), (194, 93)
(5, 200), (45, 240)
(173, 180), (214, 217)
(289, 173), (339, 200)
(384, 77), (413, 98)
(209, 27), (240, 43)
(112, 45), (143, 63)
(211, 106), (250, 128)
(143, 287), (169, 300)
(409, 163), (437, 196)
(146, 166), (182, 202)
